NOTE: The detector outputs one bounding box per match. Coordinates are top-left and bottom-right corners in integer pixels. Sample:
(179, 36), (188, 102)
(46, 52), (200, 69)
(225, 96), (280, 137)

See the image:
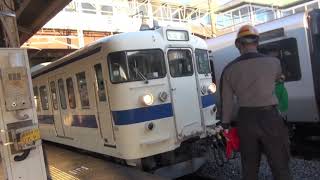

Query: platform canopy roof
(14, 0), (309, 44)
(14, 0), (71, 45)
(215, 0), (313, 12)
(153, 0), (215, 9)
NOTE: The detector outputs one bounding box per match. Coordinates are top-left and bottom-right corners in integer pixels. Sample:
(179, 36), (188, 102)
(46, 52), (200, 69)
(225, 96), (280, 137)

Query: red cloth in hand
(223, 128), (240, 159)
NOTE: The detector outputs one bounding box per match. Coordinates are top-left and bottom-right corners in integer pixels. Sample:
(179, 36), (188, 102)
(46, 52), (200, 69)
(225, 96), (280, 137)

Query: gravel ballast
(199, 154), (320, 180)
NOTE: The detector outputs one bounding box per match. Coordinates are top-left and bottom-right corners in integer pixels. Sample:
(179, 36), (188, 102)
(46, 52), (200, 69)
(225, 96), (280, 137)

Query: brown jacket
(220, 52), (282, 124)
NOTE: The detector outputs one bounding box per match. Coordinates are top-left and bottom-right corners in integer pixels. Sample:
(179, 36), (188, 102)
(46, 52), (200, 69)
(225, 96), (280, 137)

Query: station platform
(1, 142), (168, 180)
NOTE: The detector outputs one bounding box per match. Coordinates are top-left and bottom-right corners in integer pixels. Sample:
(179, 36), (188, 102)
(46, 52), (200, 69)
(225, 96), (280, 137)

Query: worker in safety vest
(219, 25), (291, 180)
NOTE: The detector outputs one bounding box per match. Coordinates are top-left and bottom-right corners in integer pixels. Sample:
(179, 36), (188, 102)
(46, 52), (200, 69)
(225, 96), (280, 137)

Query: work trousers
(237, 106), (291, 180)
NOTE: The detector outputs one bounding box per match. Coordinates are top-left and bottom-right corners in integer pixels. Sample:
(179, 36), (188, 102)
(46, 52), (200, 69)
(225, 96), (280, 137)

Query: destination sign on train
(166, 30), (189, 41)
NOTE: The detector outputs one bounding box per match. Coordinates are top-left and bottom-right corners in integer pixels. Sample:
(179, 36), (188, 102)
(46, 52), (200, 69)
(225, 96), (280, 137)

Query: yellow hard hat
(236, 25), (259, 40)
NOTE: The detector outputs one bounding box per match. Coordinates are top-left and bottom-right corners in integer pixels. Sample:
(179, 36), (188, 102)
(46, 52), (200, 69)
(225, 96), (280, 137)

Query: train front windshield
(168, 50), (194, 77)
(195, 49), (211, 75)
(108, 49), (166, 83)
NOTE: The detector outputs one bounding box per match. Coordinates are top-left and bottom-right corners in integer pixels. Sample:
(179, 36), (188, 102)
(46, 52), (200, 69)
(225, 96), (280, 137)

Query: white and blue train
(207, 9), (320, 139)
(32, 26), (218, 177)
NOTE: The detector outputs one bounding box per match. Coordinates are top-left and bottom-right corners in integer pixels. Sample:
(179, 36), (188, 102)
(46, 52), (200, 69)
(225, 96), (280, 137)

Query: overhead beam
(0, 0), (20, 47)
(15, 0), (31, 18)
(18, 0), (71, 45)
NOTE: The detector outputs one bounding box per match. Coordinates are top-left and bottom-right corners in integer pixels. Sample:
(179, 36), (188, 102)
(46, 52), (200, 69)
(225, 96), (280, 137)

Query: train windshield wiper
(133, 67), (149, 84)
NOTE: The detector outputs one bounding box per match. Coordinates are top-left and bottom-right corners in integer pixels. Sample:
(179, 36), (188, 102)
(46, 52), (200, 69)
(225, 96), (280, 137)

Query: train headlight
(208, 83), (217, 94)
(142, 94), (154, 106)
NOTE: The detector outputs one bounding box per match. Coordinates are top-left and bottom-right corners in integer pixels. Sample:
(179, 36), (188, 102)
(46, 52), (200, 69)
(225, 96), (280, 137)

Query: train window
(127, 50), (166, 81)
(295, 6), (305, 13)
(195, 49), (210, 74)
(65, 2), (76, 12)
(39, 85), (49, 110)
(66, 77), (76, 109)
(258, 38), (301, 81)
(168, 50), (194, 77)
(50, 81), (59, 110)
(108, 52), (128, 83)
(100, 5), (113, 15)
(58, 79), (67, 109)
(33, 86), (41, 112)
(94, 64), (107, 101)
(76, 72), (90, 108)
(81, 3), (96, 14)
(282, 10), (293, 17)
(307, 2), (319, 10)
(108, 50), (166, 83)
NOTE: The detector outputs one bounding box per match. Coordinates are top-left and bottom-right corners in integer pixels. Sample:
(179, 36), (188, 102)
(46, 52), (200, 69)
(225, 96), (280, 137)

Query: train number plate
(19, 129), (41, 145)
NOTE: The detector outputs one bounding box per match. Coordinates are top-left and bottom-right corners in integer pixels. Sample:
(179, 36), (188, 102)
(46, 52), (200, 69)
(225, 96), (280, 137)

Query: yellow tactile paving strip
(49, 166), (80, 180)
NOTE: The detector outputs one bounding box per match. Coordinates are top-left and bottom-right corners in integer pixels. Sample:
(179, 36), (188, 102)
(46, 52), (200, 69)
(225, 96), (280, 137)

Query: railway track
(291, 135), (320, 160)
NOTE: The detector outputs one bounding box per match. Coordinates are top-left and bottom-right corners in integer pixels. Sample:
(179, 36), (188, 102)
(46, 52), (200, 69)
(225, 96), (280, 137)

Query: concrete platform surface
(45, 143), (168, 180)
(1, 143), (168, 180)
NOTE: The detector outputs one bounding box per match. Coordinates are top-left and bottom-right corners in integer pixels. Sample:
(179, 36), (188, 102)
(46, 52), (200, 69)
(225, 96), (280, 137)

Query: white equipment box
(0, 49), (47, 180)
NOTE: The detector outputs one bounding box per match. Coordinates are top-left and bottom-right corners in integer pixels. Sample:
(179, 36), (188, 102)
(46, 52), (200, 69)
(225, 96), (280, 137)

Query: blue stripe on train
(38, 96), (215, 127)
(202, 94), (216, 108)
(38, 115), (54, 124)
(112, 103), (173, 125)
(72, 115), (98, 128)
(38, 114), (98, 128)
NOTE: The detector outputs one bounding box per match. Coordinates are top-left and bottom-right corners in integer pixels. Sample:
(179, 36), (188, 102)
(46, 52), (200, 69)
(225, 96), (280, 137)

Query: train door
(93, 63), (115, 146)
(167, 49), (203, 139)
(48, 76), (65, 137)
(309, 9), (320, 114)
(56, 75), (72, 138)
(194, 49), (217, 127)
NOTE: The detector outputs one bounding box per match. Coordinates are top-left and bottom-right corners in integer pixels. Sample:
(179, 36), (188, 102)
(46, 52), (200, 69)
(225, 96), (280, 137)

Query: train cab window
(66, 77), (76, 109)
(195, 49), (210, 74)
(168, 50), (193, 77)
(108, 52), (128, 83)
(58, 79), (67, 109)
(39, 85), (49, 110)
(94, 64), (107, 101)
(127, 50), (166, 81)
(108, 50), (166, 83)
(76, 72), (90, 108)
(258, 38), (301, 81)
(50, 81), (58, 110)
(33, 86), (41, 112)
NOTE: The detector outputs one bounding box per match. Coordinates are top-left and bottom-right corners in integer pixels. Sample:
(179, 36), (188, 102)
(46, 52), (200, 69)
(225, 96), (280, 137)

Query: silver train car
(32, 27), (218, 177)
(207, 9), (320, 137)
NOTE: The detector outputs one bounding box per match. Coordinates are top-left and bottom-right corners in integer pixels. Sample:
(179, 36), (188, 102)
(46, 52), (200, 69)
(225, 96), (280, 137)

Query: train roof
(32, 26), (204, 78)
(206, 11), (306, 50)
(190, 35), (208, 49)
